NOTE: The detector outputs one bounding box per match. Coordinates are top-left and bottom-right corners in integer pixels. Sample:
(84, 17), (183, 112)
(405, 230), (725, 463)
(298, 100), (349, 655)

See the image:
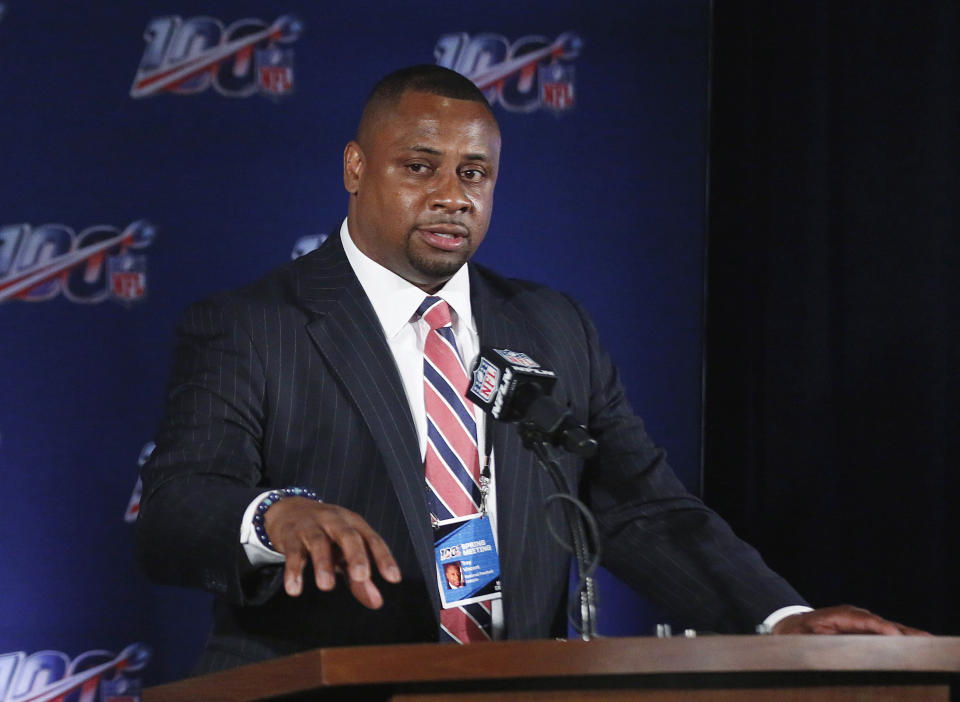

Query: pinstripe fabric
(138, 233), (806, 674)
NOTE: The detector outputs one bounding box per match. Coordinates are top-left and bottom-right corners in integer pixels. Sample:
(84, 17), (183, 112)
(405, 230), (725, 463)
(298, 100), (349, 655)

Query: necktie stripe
(441, 608), (490, 643)
(418, 295), (492, 643)
(423, 340), (470, 388)
(425, 333), (470, 381)
(424, 386), (481, 476)
(434, 325), (466, 366)
(463, 602), (493, 626)
(425, 443), (478, 515)
(423, 362), (478, 434)
(439, 627), (459, 643)
(424, 474), (458, 521)
(424, 373), (479, 444)
(458, 607), (493, 640)
(439, 622), (464, 644)
(422, 300), (450, 326)
(426, 421), (480, 494)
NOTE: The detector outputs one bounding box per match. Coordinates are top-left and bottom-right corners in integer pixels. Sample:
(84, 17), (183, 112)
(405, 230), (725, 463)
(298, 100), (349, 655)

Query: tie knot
(417, 296), (452, 331)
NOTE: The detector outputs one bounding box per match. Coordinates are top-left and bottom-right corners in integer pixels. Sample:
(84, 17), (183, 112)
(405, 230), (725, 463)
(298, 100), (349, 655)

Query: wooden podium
(144, 636), (960, 702)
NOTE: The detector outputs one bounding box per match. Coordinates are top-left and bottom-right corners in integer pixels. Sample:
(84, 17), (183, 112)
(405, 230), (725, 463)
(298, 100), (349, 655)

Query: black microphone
(467, 347), (598, 458)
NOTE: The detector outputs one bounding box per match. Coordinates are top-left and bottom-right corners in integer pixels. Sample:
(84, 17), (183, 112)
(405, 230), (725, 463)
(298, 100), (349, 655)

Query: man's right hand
(263, 498), (402, 609)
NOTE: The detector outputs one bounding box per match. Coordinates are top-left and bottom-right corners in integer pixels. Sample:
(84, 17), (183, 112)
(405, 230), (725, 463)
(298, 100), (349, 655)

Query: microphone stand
(518, 424), (601, 641)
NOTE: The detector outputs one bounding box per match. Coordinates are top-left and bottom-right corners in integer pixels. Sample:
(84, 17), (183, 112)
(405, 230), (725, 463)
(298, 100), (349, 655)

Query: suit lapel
(296, 236), (439, 612)
(470, 268), (548, 636)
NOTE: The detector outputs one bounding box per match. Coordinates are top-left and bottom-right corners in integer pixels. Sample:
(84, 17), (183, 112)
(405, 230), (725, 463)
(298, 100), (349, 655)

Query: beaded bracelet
(252, 487), (321, 551)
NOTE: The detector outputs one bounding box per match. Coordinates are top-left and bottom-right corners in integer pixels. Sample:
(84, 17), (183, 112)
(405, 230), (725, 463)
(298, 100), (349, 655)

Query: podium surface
(144, 635), (960, 702)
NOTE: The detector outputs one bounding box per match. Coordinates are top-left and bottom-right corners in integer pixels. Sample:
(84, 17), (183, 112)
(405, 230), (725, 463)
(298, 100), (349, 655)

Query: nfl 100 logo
(435, 31), (582, 114)
(439, 545), (462, 561)
(130, 14), (302, 99)
(471, 358), (500, 403)
(0, 220), (156, 306)
(0, 643), (150, 702)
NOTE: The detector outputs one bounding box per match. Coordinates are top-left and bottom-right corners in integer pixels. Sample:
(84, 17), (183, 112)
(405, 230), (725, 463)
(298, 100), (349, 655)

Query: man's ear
(343, 141), (364, 194)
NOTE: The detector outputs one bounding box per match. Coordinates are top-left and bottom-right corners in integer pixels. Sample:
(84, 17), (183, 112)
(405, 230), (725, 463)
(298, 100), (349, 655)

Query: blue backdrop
(0, 0), (709, 693)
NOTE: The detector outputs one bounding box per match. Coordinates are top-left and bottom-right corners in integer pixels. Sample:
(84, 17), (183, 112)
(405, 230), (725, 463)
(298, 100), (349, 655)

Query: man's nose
(430, 171), (471, 212)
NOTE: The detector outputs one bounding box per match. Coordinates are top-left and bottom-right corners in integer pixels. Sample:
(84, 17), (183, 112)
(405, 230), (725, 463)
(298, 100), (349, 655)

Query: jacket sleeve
(136, 298), (286, 606)
(566, 296), (808, 632)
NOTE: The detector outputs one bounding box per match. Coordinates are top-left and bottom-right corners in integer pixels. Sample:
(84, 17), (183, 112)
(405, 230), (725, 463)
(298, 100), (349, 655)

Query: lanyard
(478, 419), (493, 516)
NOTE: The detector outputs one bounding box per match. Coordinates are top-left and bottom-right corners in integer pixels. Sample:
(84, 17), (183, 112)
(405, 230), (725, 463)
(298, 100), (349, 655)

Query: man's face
(445, 563), (462, 587)
(344, 90), (501, 292)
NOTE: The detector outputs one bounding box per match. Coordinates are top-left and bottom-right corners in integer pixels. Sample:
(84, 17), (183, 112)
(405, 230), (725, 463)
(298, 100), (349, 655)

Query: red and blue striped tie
(418, 296), (492, 642)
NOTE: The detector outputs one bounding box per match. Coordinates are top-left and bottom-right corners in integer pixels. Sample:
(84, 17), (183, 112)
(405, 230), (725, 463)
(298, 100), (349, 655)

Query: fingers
(330, 524), (373, 583)
(823, 606), (900, 635)
(354, 521), (403, 584)
(323, 522), (382, 609)
(283, 545), (307, 597)
(348, 574), (385, 610)
(897, 624), (934, 637)
(774, 605), (930, 636)
(264, 498), (402, 608)
(841, 613), (903, 636)
(306, 530), (335, 591)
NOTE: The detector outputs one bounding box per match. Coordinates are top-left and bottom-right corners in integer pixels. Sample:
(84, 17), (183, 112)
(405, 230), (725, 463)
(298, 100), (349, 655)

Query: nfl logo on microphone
(471, 358), (500, 403)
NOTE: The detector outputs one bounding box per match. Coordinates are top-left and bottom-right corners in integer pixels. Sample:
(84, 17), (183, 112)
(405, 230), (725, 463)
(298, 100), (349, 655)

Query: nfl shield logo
(539, 63), (575, 112)
(256, 47), (294, 97)
(471, 358), (500, 403)
(107, 253), (147, 305)
(494, 349), (540, 368)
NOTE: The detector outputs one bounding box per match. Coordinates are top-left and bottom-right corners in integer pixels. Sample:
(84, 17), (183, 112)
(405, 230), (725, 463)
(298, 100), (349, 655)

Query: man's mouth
(417, 225), (468, 251)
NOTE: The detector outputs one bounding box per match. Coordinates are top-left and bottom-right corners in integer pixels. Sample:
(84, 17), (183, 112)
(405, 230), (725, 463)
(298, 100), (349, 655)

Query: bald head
(356, 65), (498, 148)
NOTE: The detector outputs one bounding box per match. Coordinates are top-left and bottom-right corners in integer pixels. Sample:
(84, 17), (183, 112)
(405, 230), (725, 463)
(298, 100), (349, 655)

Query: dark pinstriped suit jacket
(137, 233), (804, 673)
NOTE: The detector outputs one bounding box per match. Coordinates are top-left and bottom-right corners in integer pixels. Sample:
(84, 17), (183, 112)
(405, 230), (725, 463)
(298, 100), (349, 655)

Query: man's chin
(409, 253), (470, 283)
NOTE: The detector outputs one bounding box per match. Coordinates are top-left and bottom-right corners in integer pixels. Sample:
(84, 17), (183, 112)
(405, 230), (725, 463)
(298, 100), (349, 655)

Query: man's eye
(407, 163), (428, 174)
(460, 169), (484, 181)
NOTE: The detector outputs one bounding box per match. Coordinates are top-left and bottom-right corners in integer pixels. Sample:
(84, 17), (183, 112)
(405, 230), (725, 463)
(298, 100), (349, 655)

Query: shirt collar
(339, 218), (474, 338)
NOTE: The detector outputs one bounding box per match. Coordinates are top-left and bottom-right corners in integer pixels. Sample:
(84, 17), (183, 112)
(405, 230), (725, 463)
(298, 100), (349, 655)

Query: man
(137, 65), (922, 674)
(444, 563), (465, 590)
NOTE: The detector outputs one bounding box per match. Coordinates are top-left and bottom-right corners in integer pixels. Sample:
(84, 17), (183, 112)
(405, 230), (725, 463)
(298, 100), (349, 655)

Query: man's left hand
(772, 605), (931, 635)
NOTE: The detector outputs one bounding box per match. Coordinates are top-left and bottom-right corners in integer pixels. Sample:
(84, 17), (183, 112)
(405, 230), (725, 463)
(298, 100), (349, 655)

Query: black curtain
(705, 0), (959, 634)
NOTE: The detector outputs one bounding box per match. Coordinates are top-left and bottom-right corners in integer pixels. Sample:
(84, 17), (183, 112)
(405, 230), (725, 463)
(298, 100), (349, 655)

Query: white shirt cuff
(763, 605), (814, 631)
(240, 490), (287, 566)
